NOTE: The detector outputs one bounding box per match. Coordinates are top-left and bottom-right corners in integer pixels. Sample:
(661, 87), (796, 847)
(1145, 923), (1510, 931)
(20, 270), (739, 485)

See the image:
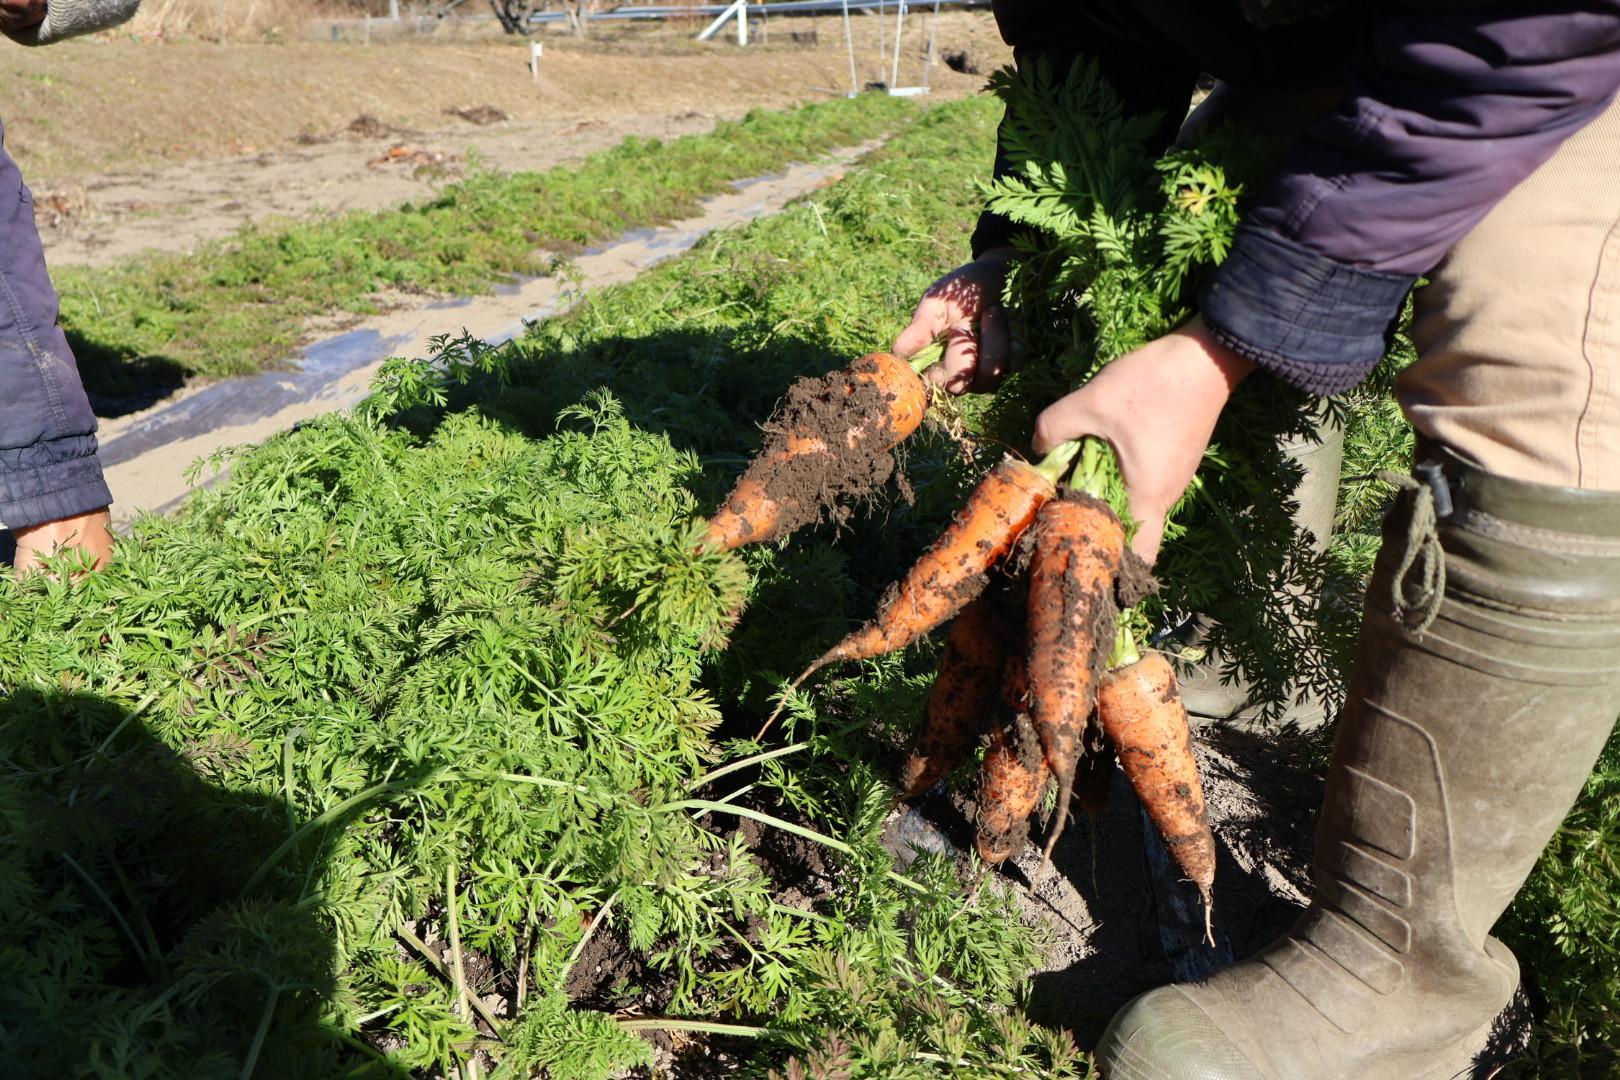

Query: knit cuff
(1200, 225), (1416, 396)
(7, 0), (140, 45)
(1, 432), (112, 530)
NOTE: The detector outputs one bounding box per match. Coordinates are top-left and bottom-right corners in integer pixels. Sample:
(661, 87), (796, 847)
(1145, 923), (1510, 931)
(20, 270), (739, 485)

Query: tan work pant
(1401, 92), (1620, 492)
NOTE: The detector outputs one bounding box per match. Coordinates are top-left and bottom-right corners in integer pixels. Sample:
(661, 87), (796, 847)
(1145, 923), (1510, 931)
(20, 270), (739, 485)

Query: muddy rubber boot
(1096, 447), (1620, 1079)
(1174, 418), (1345, 728)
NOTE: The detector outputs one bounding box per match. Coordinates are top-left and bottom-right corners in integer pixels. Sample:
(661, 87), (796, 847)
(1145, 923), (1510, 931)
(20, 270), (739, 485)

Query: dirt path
(2, 13), (1005, 268)
(96, 141), (876, 528)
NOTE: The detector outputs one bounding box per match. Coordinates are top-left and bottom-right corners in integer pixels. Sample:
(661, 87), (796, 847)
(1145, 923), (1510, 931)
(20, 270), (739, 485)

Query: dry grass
(125, 0), (371, 40)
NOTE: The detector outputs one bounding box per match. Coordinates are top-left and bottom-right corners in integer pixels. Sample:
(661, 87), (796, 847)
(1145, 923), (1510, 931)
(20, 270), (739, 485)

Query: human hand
(11, 507), (113, 577)
(1031, 316), (1254, 564)
(893, 246), (1017, 395)
(0, 0), (46, 32)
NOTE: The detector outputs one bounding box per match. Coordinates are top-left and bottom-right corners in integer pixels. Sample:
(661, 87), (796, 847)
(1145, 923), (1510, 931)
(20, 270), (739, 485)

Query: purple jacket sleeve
(1204, 3), (1620, 394)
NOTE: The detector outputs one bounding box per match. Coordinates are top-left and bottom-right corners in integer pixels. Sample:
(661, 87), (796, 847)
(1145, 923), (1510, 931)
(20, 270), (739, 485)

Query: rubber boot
(1173, 417), (1345, 728)
(1096, 446), (1620, 1079)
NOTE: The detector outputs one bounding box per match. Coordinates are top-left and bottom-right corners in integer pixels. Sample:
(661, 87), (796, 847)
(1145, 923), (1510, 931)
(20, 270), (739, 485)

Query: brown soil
(885, 720), (1323, 1046)
(0, 12), (1008, 268)
(1115, 545), (1159, 608)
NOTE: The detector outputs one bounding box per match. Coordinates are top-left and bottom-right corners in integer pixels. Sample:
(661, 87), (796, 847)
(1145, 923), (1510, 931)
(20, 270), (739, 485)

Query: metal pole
(876, 0), (885, 85)
(921, 0), (940, 89)
(841, 0), (858, 96)
(696, 0), (746, 41)
(889, 0), (904, 89)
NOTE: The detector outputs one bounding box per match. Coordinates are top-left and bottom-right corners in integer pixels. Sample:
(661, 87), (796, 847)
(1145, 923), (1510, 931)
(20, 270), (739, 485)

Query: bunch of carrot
(702, 348), (1215, 922)
(756, 436), (1216, 921)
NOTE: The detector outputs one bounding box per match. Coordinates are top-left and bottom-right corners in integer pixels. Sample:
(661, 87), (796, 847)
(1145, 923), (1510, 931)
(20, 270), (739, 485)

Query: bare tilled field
(1, 12), (1006, 266)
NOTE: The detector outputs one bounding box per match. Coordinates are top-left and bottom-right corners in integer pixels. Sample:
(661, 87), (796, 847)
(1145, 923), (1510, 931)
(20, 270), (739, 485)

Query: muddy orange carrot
(701, 352), (930, 553)
(897, 592), (1011, 800)
(1025, 492), (1125, 865)
(757, 450), (1075, 739)
(814, 458), (1057, 666)
(1097, 650), (1217, 919)
(973, 703), (1049, 866)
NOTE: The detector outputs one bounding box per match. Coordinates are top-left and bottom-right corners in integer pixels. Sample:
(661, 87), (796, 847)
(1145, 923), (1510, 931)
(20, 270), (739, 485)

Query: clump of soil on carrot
(974, 707), (1050, 862)
(1114, 545), (1158, 608)
(734, 357), (914, 543)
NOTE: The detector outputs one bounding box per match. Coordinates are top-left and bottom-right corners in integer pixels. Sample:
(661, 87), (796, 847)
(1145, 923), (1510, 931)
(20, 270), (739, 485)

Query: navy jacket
(974, 1), (1620, 395)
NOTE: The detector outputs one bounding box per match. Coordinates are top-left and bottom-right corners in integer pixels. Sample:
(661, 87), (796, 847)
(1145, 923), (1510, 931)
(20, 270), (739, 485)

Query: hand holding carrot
(893, 247), (1019, 395)
(1030, 316), (1254, 564)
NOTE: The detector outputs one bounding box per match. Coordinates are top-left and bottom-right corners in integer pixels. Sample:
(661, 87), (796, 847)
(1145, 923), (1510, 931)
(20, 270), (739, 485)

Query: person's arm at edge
(1201, 1), (1620, 395)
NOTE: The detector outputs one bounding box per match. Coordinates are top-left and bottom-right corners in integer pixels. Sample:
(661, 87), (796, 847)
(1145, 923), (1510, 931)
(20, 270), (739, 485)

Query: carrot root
(897, 593), (1011, 800)
(755, 658), (828, 742)
(1024, 494), (1125, 868)
(758, 457), (1055, 743)
(834, 457), (1055, 664)
(700, 352), (928, 554)
(1097, 651), (1217, 919)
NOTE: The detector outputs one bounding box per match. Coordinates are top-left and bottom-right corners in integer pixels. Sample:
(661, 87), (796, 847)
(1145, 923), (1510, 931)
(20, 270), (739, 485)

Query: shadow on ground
(69, 329), (190, 419)
(1026, 724), (1325, 1048)
(0, 687), (410, 1078)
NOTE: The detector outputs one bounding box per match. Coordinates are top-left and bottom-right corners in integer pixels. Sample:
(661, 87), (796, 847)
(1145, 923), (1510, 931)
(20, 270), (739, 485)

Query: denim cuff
(1200, 225), (1416, 396)
(1, 433), (113, 530)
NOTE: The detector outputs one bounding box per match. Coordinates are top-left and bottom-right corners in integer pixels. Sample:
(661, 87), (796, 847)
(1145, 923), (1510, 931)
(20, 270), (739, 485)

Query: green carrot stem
(906, 340), (945, 374)
(1107, 625), (1142, 670)
(687, 741), (808, 791)
(1070, 436), (1114, 500)
(240, 986), (280, 1080)
(617, 1018), (771, 1037)
(1032, 439), (1083, 485)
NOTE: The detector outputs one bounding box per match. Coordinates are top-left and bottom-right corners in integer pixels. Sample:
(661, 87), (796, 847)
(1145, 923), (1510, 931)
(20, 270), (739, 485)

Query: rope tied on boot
(1381, 467), (1448, 635)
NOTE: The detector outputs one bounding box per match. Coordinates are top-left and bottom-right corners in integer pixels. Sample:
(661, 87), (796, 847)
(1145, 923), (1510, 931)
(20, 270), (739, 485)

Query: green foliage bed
(4, 87), (1616, 1078)
(3, 96), (1077, 1079)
